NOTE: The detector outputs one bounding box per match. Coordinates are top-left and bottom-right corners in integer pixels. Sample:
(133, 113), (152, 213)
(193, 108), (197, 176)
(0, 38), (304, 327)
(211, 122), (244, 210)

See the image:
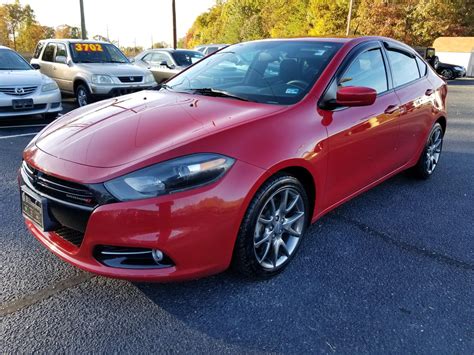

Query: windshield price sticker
(74, 43), (103, 52)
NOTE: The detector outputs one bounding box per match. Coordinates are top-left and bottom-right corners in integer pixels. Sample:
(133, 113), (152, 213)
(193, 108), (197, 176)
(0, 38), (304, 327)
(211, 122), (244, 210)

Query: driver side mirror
(159, 60), (174, 69)
(31, 63), (41, 70)
(55, 55), (67, 64)
(336, 86), (377, 107)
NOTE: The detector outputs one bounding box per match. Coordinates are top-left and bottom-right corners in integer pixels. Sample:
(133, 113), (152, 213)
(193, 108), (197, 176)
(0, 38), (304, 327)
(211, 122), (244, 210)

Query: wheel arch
(73, 77), (90, 93)
(238, 159), (319, 229)
(436, 115), (447, 133)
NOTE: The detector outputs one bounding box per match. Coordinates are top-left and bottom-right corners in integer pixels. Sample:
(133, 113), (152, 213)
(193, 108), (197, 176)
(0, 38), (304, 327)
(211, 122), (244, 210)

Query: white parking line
(0, 132), (38, 140)
(0, 124), (47, 129)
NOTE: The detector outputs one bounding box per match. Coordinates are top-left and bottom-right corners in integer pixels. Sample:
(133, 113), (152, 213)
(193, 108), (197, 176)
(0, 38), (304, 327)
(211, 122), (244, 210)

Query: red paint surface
(22, 37), (447, 281)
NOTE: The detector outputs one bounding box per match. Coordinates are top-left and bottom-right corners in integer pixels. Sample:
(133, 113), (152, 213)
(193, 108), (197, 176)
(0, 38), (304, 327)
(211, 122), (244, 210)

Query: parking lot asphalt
(1, 80), (473, 353)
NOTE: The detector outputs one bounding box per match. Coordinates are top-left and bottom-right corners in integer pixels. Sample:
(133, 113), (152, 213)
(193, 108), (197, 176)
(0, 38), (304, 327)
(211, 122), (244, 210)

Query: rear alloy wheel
(233, 175), (310, 278)
(75, 84), (91, 107)
(413, 122), (444, 179)
(440, 69), (454, 80)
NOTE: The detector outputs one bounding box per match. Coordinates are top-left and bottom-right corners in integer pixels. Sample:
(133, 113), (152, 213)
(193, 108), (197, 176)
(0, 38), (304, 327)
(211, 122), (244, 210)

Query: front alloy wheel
(233, 174), (310, 278)
(254, 187), (305, 270)
(75, 84), (90, 107)
(440, 69), (454, 80)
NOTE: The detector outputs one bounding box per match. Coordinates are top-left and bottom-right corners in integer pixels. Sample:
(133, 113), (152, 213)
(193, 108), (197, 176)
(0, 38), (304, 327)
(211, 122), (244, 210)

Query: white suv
(0, 46), (62, 119)
(31, 39), (156, 107)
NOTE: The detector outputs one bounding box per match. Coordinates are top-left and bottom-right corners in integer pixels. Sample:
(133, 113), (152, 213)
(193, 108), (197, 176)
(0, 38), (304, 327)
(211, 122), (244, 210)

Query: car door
(39, 43), (56, 80)
(51, 42), (73, 92)
(321, 43), (402, 208)
(149, 52), (175, 83)
(383, 43), (435, 164)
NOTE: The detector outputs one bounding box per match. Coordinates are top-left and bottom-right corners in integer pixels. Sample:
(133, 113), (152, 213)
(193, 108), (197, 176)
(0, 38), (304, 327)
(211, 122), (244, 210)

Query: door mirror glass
(336, 86), (377, 107)
(31, 63), (41, 70)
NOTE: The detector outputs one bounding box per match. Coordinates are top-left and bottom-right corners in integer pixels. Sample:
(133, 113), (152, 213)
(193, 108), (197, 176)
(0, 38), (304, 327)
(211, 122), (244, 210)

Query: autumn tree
(0, 6), (10, 46)
(3, 0), (32, 50)
(55, 24), (81, 39)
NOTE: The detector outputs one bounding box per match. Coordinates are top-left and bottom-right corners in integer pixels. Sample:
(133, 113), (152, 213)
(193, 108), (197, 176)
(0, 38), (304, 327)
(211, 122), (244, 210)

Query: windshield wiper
(191, 88), (250, 102)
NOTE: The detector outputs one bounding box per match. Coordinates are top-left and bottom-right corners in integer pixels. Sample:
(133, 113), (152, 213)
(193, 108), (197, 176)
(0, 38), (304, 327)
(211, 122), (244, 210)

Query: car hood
(0, 69), (44, 86)
(76, 63), (148, 76)
(33, 90), (284, 168)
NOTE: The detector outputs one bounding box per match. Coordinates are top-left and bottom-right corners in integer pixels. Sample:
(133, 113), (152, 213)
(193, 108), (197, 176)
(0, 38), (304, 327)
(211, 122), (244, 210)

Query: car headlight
(41, 81), (58, 92)
(104, 153), (235, 201)
(454, 66), (464, 71)
(91, 74), (114, 85)
(145, 73), (156, 84)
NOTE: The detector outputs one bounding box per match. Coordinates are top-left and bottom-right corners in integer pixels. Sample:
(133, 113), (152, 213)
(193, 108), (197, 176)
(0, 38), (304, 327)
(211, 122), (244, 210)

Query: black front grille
(54, 226), (85, 247)
(118, 76), (143, 83)
(0, 104), (47, 113)
(22, 162), (97, 207)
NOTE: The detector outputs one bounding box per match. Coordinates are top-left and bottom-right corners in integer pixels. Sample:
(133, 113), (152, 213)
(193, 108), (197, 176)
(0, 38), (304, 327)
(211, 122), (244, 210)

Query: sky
(2, 0), (216, 47)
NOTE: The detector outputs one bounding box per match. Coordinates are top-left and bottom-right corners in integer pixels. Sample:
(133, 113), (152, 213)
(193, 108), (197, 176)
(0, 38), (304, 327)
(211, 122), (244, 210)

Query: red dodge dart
(19, 37), (447, 281)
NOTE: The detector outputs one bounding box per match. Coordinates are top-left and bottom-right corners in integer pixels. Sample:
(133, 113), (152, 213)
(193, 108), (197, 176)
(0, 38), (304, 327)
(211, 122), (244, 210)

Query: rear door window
(339, 48), (388, 94)
(56, 43), (67, 60)
(387, 50), (420, 87)
(42, 43), (56, 62)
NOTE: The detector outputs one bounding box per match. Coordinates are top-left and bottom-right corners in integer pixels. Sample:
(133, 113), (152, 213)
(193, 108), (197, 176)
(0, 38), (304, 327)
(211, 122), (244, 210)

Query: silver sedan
(0, 46), (62, 119)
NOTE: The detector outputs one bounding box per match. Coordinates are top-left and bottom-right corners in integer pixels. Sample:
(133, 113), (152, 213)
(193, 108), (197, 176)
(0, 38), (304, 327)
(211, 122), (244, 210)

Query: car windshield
(172, 51), (204, 67)
(69, 43), (129, 64)
(0, 49), (32, 70)
(166, 40), (342, 105)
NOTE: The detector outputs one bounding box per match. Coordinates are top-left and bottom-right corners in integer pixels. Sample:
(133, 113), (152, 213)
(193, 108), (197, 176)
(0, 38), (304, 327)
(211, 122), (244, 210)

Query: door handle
(425, 89), (434, 96)
(384, 105), (400, 114)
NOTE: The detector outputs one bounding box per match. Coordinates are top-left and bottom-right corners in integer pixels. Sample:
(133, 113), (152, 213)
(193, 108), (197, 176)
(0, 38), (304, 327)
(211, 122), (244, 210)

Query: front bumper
(20, 159), (264, 281)
(0, 89), (62, 117)
(90, 83), (154, 97)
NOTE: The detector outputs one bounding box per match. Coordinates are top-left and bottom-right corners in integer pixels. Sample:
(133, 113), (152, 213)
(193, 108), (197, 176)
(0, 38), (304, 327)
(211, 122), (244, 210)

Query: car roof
(0, 45), (13, 50)
(37, 38), (108, 44)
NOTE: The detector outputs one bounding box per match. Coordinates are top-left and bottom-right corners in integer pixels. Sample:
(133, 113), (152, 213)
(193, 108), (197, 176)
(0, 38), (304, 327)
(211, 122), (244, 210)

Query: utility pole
(172, 0), (177, 49)
(346, 0), (353, 36)
(79, 0), (87, 39)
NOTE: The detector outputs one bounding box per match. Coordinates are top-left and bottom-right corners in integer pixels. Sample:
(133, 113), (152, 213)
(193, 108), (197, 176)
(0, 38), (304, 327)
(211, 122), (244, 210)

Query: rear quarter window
(416, 56), (428, 77)
(33, 42), (44, 59)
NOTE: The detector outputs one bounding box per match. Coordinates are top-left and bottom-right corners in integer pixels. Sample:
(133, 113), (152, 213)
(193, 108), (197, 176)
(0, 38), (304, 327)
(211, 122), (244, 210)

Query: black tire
(412, 122), (444, 179)
(75, 84), (91, 107)
(440, 69), (454, 80)
(232, 174), (310, 278)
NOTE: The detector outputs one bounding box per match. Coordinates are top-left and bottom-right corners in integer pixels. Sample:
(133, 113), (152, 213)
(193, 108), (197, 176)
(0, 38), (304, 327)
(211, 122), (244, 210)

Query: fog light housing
(94, 246), (173, 269)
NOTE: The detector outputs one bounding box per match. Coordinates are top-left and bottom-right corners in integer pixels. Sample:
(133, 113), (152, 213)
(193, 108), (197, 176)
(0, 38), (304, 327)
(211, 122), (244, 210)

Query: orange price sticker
(74, 43), (103, 52)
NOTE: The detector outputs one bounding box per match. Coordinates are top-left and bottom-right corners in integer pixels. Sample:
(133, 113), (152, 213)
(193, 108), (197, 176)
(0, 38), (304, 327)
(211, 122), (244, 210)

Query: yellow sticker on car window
(74, 43), (103, 52)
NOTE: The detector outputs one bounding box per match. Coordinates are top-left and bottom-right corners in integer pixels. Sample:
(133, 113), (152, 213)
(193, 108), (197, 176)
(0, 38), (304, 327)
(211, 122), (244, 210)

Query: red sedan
(19, 37), (447, 281)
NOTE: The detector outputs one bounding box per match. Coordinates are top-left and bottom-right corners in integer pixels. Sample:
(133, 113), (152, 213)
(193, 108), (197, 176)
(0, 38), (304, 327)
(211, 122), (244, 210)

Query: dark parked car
(424, 47), (466, 80)
(436, 62), (466, 80)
